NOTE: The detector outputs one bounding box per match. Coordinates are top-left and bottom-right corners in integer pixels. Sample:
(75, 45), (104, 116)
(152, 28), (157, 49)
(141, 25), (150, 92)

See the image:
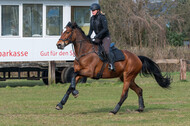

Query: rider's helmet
(90, 3), (101, 11)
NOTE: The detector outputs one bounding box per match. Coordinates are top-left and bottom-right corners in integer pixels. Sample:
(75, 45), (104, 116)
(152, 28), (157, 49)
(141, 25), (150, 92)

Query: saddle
(98, 43), (125, 63)
(92, 42), (125, 79)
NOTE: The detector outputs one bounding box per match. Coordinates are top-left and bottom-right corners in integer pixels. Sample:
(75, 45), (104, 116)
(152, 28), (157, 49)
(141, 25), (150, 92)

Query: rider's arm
(95, 15), (108, 39)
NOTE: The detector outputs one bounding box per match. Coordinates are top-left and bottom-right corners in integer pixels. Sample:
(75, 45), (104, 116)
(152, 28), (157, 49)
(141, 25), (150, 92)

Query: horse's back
(122, 50), (142, 73)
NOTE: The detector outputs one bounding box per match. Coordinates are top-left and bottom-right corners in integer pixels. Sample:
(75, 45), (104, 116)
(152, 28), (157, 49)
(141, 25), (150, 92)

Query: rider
(87, 3), (115, 71)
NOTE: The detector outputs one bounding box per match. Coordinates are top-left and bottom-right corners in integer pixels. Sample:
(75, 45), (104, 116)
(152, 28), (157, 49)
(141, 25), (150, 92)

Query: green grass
(0, 72), (190, 126)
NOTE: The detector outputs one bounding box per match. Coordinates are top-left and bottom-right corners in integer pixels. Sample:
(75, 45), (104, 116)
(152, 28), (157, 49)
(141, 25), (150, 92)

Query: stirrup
(108, 64), (115, 71)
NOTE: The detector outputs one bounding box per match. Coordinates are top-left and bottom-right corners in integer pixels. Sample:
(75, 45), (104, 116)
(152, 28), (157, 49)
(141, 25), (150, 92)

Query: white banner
(0, 37), (75, 62)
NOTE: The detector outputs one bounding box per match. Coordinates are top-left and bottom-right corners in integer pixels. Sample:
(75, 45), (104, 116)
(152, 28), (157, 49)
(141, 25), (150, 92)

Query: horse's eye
(67, 32), (70, 34)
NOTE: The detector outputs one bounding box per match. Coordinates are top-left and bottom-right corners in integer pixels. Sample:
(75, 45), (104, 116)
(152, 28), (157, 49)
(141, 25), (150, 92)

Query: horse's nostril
(57, 44), (61, 48)
(57, 44), (64, 49)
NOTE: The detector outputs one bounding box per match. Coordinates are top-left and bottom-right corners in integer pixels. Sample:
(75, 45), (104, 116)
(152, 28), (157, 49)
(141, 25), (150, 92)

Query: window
(46, 6), (63, 36)
(71, 6), (90, 34)
(1, 5), (19, 36)
(23, 4), (42, 37)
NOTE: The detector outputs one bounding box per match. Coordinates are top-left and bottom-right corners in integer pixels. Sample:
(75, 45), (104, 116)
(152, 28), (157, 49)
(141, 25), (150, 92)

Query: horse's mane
(72, 22), (89, 40)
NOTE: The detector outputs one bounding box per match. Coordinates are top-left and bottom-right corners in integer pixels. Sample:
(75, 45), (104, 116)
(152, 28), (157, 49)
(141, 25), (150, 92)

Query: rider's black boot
(107, 53), (115, 71)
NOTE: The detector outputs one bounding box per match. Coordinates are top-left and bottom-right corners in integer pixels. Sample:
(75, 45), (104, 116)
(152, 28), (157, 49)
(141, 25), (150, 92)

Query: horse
(56, 22), (171, 114)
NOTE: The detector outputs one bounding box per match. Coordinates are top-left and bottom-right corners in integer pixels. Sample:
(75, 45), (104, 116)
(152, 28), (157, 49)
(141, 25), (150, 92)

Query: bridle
(59, 30), (73, 47)
(58, 28), (98, 61)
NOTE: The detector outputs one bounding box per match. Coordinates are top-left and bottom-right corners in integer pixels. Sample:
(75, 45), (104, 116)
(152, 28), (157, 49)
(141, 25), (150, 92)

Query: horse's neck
(74, 29), (95, 57)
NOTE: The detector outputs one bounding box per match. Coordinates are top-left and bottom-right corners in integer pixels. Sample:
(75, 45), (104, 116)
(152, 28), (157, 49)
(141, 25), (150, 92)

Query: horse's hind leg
(110, 89), (129, 115)
(110, 73), (132, 114)
(130, 81), (145, 112)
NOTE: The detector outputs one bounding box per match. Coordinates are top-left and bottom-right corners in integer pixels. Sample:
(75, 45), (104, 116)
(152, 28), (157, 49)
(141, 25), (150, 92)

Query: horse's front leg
(56, 72), (81, 110)
(71, 72), (82, 98)
(56, 85), (73, 110)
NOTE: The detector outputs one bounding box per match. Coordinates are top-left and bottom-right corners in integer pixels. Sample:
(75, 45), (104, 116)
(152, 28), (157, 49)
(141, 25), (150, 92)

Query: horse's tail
(138, 56), (171, 88)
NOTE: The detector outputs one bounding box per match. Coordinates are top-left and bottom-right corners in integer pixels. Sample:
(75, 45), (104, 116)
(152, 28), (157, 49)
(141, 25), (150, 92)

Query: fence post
(48, 61), (56, 85)
(180, 59), (186, 80)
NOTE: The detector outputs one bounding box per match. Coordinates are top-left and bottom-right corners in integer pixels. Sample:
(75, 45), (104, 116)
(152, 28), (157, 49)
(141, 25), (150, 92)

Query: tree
(99, 0), (186, 48)
(168, 0), (190, 41)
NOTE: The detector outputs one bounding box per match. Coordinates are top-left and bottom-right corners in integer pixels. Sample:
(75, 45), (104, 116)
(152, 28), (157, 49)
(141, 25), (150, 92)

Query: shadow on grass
(76, 105), (172, 115)
(75, 105), (136, 115)
(0, 80), (45, 88)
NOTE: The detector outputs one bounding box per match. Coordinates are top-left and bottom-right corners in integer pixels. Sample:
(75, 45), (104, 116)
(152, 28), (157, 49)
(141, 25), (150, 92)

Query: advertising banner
(0, 38), (75, 62)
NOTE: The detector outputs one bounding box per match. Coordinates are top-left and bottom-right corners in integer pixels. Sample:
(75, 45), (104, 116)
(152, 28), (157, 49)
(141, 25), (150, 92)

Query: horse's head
(56, 22), (76, 50)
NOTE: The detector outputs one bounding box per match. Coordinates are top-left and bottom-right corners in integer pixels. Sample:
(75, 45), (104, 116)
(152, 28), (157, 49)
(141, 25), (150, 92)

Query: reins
(73, 38), (98, 62)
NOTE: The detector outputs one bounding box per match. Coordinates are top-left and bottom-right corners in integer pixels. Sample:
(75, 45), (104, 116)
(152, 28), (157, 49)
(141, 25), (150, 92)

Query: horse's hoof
(72, 90), (79, 98)
(55, 103), (63, 110)
(109, 112), (115, 115)
(74, 94), (79, 98)
(109, 111), (117, 115)
(136, 109), (144, 112)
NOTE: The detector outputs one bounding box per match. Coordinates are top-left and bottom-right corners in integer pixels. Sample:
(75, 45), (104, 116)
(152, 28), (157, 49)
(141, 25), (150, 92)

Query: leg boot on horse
(129, 81), (145, 112)
(71, 72), (79, 98)
(56, 72), (80, 110)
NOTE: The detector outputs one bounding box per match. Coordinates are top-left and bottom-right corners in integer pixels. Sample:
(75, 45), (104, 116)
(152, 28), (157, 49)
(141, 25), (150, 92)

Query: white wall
(0, 0), (98, 62)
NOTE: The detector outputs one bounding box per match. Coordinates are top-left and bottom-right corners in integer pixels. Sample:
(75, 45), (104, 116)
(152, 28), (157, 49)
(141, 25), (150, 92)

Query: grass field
(0, 72), (190, 126)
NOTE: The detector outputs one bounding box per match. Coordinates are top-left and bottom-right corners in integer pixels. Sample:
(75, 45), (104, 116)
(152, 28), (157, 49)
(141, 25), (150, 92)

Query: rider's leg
(102, 37), (115, 71)
(107, 52), (115, 71)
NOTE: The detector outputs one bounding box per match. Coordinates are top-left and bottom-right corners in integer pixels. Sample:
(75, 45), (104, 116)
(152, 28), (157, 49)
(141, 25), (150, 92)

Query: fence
(155, 59), (189, 80)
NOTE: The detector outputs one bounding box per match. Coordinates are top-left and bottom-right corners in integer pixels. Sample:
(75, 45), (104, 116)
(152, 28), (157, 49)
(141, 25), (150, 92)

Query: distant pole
(180, 59), (186, 80)
(48, 61), (56, 84)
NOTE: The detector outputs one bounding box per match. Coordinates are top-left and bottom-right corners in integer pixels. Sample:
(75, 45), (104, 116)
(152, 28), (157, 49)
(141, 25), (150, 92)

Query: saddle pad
(98, 44), (125, 63)
(111, 46), (125, 62)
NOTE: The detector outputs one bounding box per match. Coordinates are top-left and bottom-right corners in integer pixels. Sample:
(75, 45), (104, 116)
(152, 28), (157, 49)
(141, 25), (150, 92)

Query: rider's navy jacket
(88, 12), (110, 39)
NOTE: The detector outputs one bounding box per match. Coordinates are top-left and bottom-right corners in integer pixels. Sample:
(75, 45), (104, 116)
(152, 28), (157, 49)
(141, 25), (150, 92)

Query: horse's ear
(72, 22), (78, 29)
(66, 22), (72, 28)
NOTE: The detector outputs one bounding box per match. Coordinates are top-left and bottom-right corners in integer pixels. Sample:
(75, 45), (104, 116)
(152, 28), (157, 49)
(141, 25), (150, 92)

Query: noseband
(59, 31), (73, 46)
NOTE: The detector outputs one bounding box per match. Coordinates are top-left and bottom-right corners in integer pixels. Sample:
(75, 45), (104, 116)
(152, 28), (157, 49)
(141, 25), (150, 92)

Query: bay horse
(56, 22), (171, 114)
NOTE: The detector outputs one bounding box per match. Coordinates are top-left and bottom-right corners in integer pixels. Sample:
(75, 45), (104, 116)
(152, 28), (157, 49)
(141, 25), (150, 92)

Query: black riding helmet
(90, 3), (100, 11)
